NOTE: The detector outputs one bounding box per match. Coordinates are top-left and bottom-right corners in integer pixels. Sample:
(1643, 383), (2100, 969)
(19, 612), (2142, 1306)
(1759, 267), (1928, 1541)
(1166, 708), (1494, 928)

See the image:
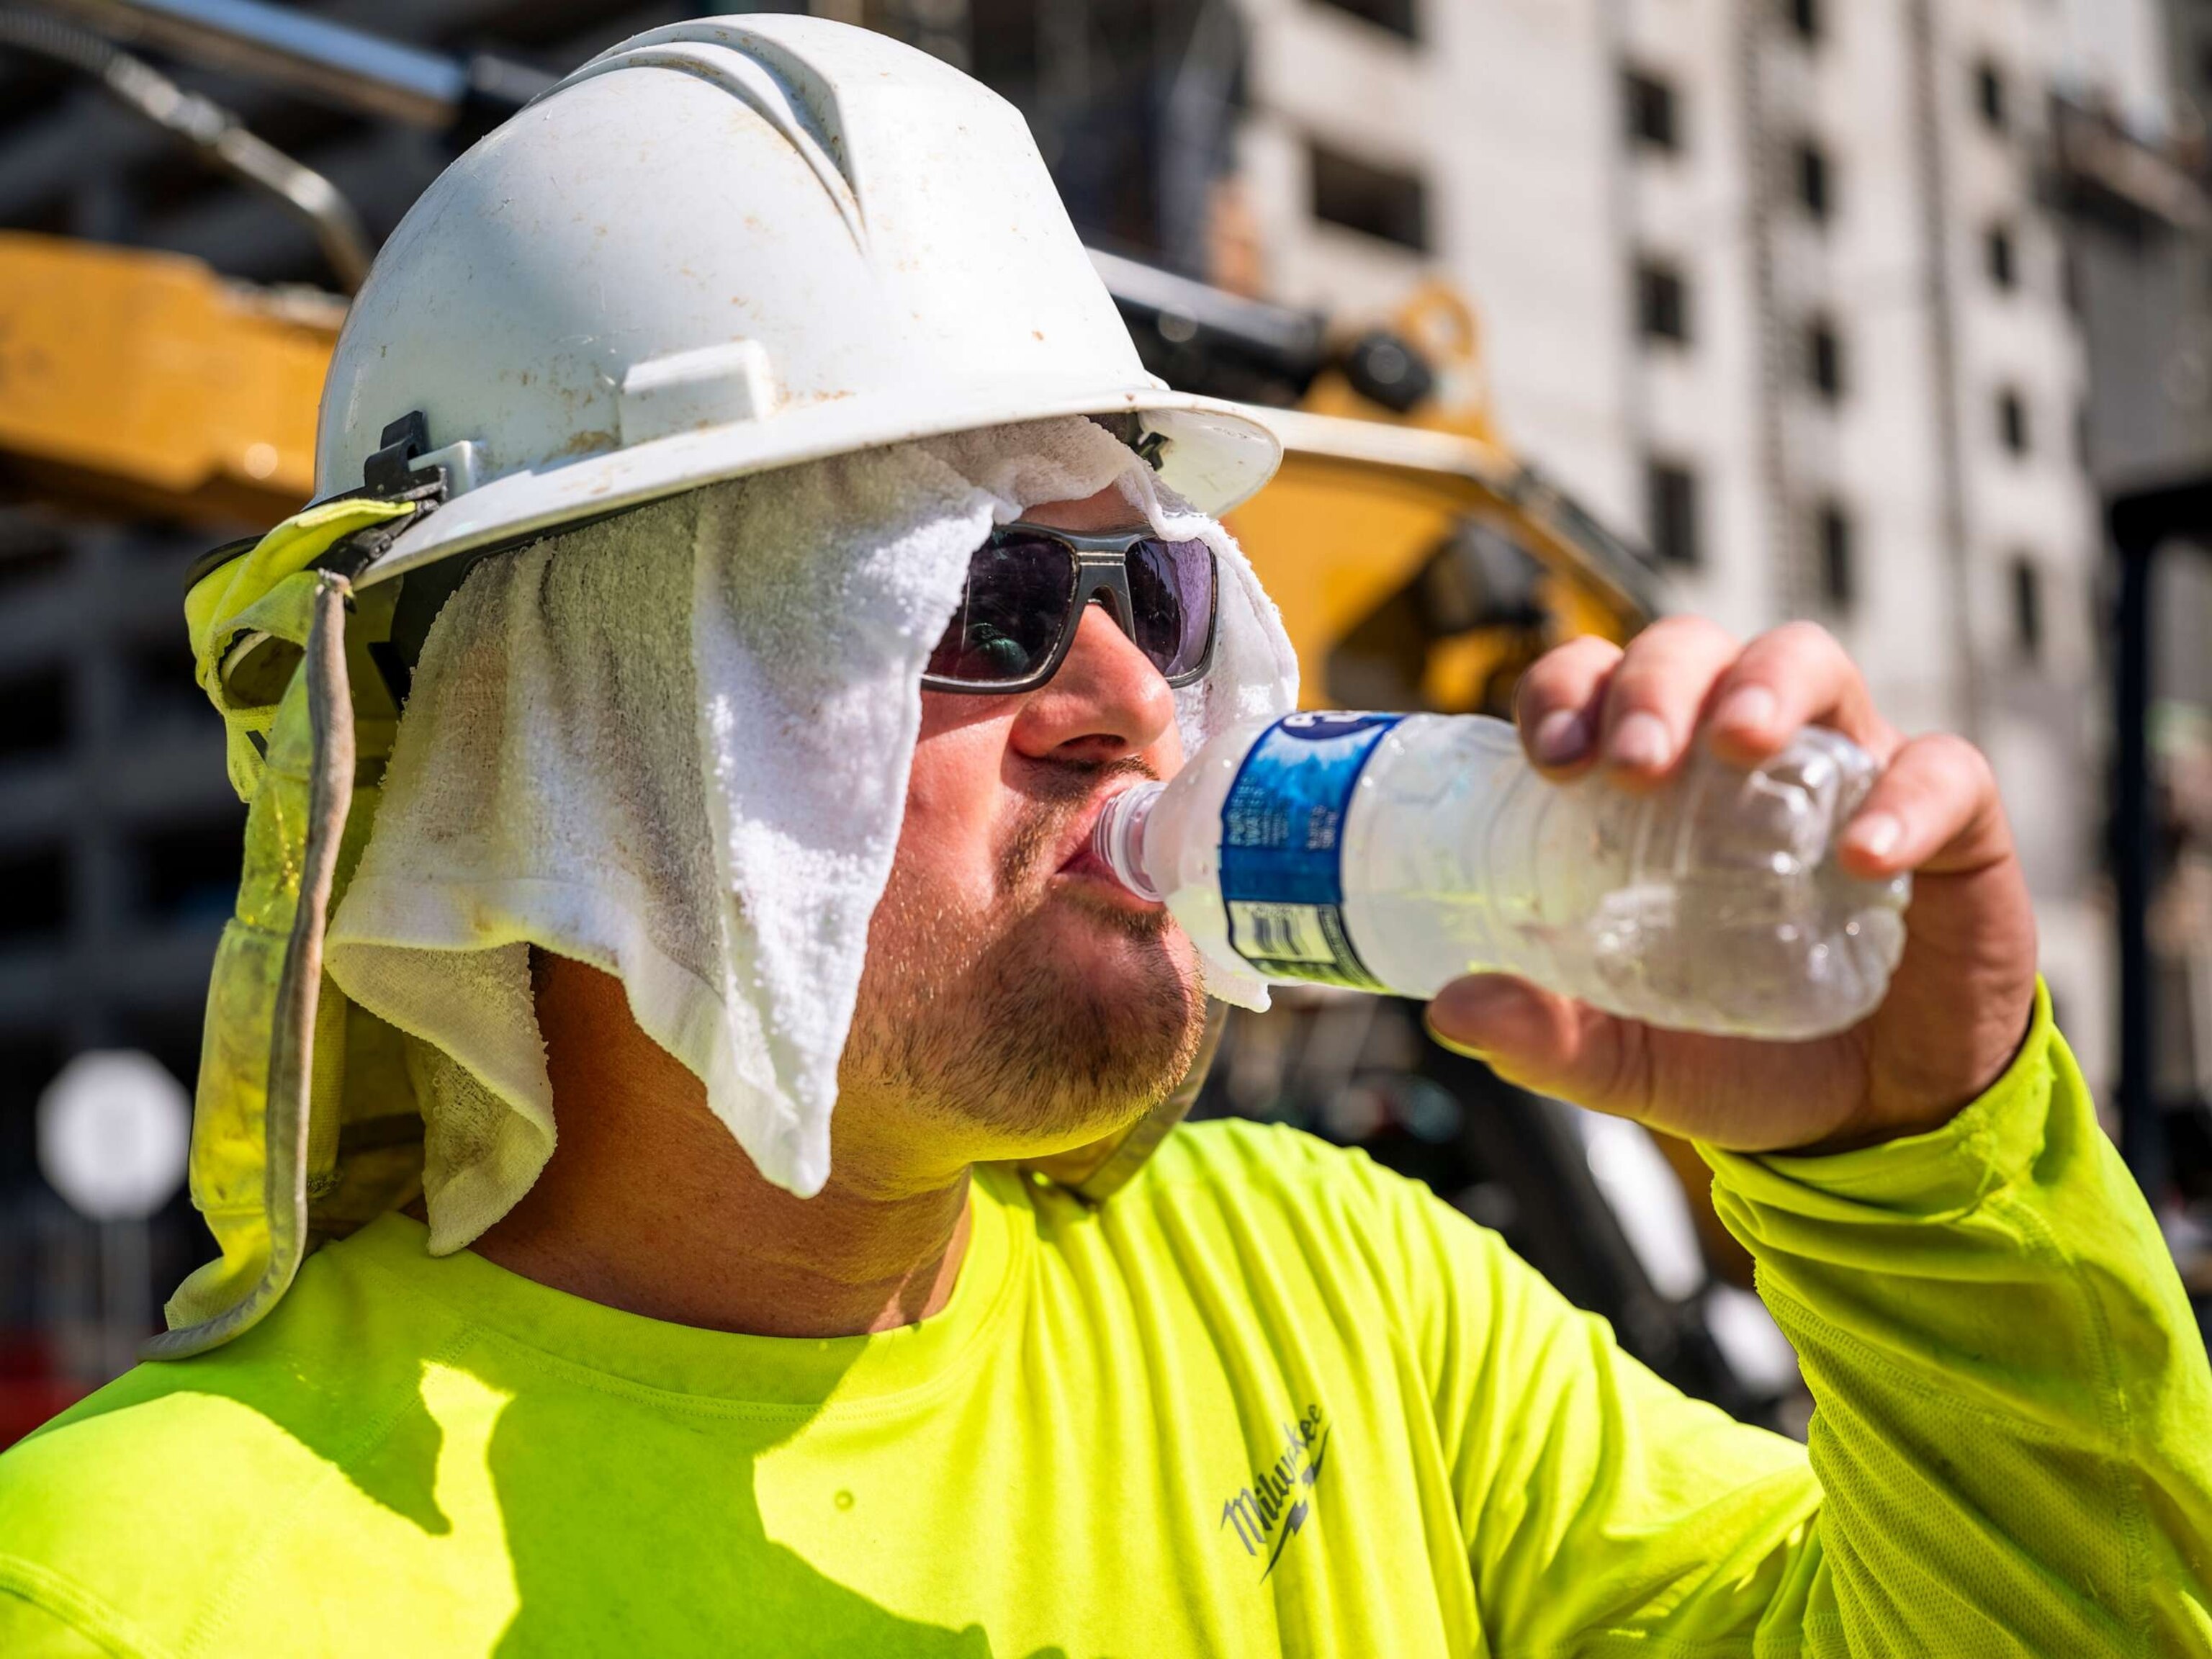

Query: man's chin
(926, 892), (1208, 1151)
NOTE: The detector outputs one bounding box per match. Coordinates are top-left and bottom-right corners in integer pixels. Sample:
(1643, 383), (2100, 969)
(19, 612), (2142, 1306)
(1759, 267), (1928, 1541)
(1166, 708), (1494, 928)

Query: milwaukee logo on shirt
(1218, 1403), (1330, 1578)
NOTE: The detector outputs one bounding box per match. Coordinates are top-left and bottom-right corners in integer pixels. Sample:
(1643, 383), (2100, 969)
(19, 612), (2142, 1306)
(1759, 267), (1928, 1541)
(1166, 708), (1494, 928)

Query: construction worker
(1, 16), (2208, 1655)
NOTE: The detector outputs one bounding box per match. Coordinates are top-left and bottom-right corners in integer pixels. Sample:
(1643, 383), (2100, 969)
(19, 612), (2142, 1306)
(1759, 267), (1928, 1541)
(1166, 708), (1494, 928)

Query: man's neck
(470, 955), (973, 1339)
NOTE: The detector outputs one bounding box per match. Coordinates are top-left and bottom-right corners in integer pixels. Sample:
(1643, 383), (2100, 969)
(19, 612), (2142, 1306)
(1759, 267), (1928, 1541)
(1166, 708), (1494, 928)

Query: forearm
(1701, 984), (2212, 1655)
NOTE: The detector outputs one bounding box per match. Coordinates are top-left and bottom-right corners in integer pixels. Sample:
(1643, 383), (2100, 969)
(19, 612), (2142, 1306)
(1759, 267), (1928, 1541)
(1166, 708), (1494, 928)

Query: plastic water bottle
(1093, 712), (1911, 1040)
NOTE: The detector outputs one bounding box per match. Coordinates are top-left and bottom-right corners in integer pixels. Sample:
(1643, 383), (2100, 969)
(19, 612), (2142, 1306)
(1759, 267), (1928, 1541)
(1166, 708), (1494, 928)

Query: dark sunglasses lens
(927, 535), (1078, 685)
(1125, 538), (1215, 679)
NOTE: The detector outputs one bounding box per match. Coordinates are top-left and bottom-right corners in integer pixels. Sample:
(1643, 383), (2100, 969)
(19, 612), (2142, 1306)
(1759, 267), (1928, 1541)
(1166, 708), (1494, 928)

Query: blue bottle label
(1219, 712), (1401, 991)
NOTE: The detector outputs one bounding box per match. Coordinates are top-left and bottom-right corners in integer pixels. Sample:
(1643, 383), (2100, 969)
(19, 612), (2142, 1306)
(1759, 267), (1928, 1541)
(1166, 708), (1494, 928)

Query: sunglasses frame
(921, 521), (1220, 696)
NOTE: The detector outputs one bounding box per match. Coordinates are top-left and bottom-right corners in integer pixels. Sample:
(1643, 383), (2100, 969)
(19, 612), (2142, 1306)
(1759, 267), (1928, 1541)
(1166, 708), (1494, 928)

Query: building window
(0, 534), (68, 598)
(1974, 59), (2007, 132)
(1784, 0), (1820, 44)
(2010, 557), (2044, 661)
(135, 812), (247, 927)
(1794, 140), (1833, 222)
(1816, 500), (1855, 609)
(1637, 259), (1690, 343)
(1985, 222), (2017, 292)
(1309, 143), (1430, 251)
(1624, 67), (1681, 153)
(1806, 316), (1844, 400)
(1313, 0), (1417, 40)
(0, 845), (66, 943)
(1646, 459), (1701, 566)
(125, 635), (215, 732)
(0, 666), (67, 765)
(0, 1033), (64, 1187)
(1998, 386), (2031, 455)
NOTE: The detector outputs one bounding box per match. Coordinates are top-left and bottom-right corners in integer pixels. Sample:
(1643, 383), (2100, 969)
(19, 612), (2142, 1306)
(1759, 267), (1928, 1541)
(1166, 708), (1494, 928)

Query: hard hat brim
(354, 382), (1282, 590)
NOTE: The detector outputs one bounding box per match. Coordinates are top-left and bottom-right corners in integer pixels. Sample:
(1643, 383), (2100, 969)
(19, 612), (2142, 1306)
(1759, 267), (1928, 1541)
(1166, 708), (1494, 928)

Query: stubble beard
(844, 761), (1210, 1151)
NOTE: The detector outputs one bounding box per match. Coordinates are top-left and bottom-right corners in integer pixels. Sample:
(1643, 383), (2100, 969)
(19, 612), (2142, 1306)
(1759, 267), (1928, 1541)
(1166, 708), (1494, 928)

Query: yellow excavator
(0, 231), (332, 526)
(2, 1), (1779, 1421)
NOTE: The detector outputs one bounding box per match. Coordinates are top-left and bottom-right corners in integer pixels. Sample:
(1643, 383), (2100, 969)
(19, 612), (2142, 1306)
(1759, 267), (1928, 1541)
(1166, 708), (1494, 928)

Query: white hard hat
(318, 14), (1282, 586)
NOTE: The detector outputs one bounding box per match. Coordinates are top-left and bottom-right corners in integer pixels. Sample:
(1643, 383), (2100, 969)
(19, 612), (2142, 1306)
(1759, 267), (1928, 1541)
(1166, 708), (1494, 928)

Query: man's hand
(1424, 619), (2039, 1154)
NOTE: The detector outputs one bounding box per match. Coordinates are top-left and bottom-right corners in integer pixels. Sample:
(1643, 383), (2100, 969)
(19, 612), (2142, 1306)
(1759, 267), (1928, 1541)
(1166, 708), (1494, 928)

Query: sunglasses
(924, 521), (1219, 693)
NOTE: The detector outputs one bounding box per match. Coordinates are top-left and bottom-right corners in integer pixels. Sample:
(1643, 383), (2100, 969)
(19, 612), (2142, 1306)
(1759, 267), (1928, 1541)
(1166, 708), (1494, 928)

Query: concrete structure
(1230, 0), (2164, 1092)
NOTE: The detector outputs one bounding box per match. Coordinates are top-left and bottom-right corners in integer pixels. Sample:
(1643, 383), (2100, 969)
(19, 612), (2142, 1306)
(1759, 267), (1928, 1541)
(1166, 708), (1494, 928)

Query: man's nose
(1009, 602), (1178, 763)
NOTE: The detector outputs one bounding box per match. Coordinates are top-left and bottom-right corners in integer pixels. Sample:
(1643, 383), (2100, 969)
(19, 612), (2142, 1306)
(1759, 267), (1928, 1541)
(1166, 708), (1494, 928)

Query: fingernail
(1717, 685), (1778, 735)
(1848, 812), (1902, 860)
(1609, 711), (1673, 771)
(1426, 1025), (1491, 1061)
(1532, 709), (1591, 766)
(1428, 976), (1544, 1056)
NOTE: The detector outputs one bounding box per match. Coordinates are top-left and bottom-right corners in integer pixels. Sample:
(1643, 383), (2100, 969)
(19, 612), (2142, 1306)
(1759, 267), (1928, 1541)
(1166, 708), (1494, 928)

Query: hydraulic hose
(0, 4), (373, 290)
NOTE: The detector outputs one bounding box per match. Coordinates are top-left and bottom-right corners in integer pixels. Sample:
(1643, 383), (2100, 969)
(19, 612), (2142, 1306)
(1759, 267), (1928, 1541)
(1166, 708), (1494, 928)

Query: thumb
(1424, 974), (1654, 1118)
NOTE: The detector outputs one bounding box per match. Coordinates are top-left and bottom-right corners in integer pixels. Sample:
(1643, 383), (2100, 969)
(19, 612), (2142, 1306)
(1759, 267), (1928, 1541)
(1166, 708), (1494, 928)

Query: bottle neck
(1092, 781), (1166, 902)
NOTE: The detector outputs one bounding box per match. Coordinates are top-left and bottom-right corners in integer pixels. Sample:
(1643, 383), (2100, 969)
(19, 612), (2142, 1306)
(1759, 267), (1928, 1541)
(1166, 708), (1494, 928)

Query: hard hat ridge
(554, 25), (867, 253)
(315, 14), (1280, 591)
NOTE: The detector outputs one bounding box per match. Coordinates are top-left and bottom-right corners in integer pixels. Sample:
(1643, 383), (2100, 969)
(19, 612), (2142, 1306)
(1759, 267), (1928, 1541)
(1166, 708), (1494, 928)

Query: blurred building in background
(2059, 1), (2212, 1174)
(3, 0), (2211, 1415)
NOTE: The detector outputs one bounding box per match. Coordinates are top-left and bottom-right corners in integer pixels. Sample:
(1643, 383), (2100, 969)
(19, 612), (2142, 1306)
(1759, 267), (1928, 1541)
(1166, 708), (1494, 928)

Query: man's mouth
(1053, 782), (1162, 911)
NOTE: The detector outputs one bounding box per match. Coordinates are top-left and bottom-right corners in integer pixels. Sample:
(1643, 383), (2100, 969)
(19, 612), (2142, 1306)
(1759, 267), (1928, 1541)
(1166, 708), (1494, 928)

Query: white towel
(325, 417), (1298, 1251)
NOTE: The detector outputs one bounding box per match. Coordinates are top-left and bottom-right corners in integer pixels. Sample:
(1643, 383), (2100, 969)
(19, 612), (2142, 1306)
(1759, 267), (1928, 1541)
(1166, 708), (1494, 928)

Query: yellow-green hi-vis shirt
(1, 994), (2208, 1655)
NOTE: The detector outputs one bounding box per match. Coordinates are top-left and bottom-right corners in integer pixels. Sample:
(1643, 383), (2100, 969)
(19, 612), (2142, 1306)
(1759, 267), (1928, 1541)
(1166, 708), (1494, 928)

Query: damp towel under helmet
(315, 418), (1298, 1253)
